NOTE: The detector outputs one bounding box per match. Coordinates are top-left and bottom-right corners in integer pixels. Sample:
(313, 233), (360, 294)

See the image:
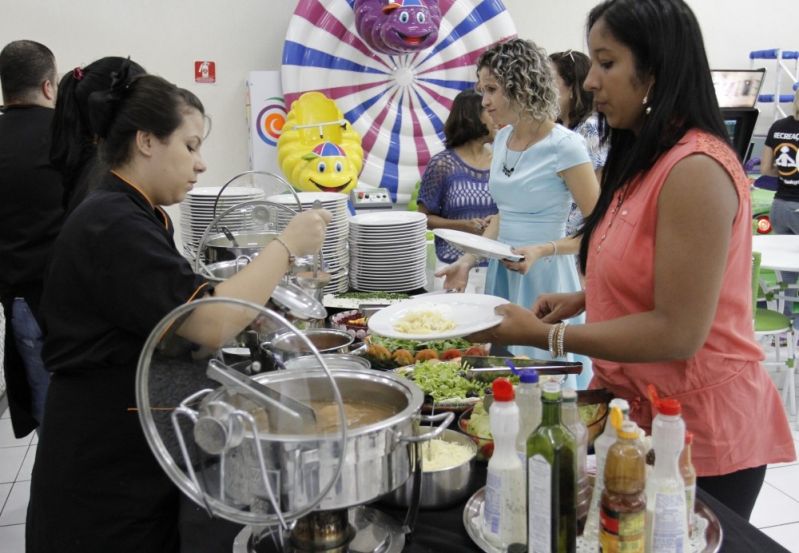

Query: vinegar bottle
(515, 369), (541, 463)
(483, 378), (526, 548)
(526, 381), (577, 553)
(645, 387), (688, 553)
(679, 432), (697, 536)
(561, 388), (588, 534)
(600, 420), (646, 553)
(584, 398), (630, 546)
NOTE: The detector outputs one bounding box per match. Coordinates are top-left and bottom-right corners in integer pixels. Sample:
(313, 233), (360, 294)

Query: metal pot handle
(398, 411), (455, 443)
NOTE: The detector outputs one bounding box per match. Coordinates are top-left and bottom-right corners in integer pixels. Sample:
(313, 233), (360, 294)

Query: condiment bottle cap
(519, 369), (539, 384)
(492, 378), (515, 402)
(618, 420), (639, 440)
(609, 397), (630, 413)
(657, 398), (681, 416)
(648, 384), (681, 416)
(562, 387), (577, 401)
(541, 380), (560, 395)
(685, 431), (694, 445)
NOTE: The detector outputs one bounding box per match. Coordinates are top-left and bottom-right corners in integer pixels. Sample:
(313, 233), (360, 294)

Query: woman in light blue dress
(438, 39), (599, 387)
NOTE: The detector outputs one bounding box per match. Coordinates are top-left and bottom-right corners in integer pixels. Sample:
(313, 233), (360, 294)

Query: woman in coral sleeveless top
(468, 0), (795, 519)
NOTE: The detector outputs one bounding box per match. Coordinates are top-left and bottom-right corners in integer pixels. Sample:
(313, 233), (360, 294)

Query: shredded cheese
(420, 439), (475, 471)
(393, 309), (456, 334)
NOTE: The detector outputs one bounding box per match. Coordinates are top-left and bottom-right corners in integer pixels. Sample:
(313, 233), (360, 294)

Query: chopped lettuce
(399, 360), (483, 402)
(466, 401), (491, 439)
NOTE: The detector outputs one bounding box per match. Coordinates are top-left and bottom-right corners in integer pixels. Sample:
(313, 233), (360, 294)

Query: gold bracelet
(274, 237), (295, 264)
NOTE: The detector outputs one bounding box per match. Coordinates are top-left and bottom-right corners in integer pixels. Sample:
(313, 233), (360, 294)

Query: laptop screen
(711, 69), (766, 109)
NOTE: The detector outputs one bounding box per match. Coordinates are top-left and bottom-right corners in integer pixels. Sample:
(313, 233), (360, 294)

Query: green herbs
(369, 335), (471, 353)
(336, 291), (410, 301)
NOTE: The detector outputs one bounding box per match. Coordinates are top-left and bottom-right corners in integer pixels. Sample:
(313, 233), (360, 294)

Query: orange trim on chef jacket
(110, 170), (155, 207)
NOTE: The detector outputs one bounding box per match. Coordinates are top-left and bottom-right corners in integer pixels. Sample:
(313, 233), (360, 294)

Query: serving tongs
(206, 358), (317, 430)
(460, 355), (582, 381)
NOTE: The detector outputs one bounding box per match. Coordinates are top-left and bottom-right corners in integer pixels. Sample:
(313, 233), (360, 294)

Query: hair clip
(72, 66), (85, 81)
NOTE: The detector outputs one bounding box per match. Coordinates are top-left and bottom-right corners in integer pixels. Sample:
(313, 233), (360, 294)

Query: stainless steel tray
(463, 487), (722, 553)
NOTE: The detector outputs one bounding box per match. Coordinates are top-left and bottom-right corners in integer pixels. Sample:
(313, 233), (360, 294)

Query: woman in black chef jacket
(25, 72), (331, 553)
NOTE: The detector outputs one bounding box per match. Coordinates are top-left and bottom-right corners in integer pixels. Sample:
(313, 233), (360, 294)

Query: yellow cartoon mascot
(277, 91), (363, 194)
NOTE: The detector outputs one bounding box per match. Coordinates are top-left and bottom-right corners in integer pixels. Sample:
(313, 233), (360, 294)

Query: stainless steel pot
(269, 329), (354, 361)
(199, 367), (452, 511)
(383, 428), (477, 509)
(204, 230), (279, 264)
(284, 353), (371, 371)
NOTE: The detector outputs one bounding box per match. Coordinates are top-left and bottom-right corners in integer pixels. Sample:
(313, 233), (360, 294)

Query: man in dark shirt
(0, 40), (62, 437)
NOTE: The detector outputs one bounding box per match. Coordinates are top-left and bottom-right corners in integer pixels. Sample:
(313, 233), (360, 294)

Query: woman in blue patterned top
(418, 88), (498, 292)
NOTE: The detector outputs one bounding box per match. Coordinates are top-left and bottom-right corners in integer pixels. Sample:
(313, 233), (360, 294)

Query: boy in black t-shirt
(762, 90), (799, 314)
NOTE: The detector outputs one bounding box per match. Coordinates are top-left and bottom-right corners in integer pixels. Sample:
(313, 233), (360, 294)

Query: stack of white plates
(268, 192), (350, 294)
(180, 186), (265, 258)
(349, 211), (427, 292)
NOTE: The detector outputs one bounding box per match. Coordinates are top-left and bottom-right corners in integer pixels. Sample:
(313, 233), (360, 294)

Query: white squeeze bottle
(583, 398), (630, 546)
(645, 386), (688, 553)
(515, 369), (541, 463)
(483, 378), (526, 548)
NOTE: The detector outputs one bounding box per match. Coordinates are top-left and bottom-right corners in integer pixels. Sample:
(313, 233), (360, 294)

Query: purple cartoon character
(354, 0), (442, 55)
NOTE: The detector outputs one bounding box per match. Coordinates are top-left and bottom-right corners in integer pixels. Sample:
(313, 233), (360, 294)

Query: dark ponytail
(51, 57), (145, 207)
(89, 74), (205, 168)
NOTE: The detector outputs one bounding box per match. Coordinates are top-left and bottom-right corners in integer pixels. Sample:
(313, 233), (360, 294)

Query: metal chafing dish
(136, 298), (449, 552)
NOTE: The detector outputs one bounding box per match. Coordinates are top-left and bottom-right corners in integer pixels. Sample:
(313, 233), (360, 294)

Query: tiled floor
(0, 408), (35, 553)
(1, 381), (798, 552)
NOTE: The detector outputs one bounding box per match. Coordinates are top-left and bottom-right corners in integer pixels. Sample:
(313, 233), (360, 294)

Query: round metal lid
(271, 280), (327, 320)
(135, 297), (346, 527)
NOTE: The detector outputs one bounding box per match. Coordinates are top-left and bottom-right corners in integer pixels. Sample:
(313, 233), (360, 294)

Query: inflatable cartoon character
(354, 0), (442, 55)
(292, 142), (359, 193)
(277, 91), (363, 194)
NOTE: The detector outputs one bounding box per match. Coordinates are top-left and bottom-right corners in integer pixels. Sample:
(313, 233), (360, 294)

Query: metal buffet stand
(136, 298), (452, 553)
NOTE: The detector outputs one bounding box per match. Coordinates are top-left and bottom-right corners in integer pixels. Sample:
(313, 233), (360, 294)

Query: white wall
(2, 0), (797, 237)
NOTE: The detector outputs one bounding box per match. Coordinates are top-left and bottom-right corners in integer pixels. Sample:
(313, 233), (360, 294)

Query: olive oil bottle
(526, 381), (577, 553)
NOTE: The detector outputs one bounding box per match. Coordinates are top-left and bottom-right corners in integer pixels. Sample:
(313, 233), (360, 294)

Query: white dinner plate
(267, 191), (349, 205)
(350, 211), (426, 227)
(367, 293), (509, 340)
(433, 229), (524, 262)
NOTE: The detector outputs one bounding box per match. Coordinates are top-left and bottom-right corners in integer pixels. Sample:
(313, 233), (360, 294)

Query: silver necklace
(502, 145), (524, 177)
(501, 124), (542, 177)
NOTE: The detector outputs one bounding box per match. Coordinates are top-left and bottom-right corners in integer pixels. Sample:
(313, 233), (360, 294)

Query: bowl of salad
(458, 390), (612, 461)
(393, 359), (488, 412)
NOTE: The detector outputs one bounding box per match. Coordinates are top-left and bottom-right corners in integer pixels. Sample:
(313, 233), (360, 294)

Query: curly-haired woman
(439, 38), (599, 375)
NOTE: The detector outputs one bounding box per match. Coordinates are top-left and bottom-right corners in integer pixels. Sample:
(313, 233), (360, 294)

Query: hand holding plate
(466, 303), (542, 346)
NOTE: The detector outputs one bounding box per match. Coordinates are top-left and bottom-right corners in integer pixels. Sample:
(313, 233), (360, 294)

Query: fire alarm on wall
(194, 61), (216, 84)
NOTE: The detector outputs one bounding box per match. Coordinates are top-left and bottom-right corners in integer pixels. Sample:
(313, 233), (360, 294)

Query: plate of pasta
(367, 293), (509, 340)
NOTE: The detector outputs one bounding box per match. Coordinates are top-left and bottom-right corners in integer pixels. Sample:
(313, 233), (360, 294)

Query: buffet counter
(380, 464), (791, 553)
(179, 461), (791, 553)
